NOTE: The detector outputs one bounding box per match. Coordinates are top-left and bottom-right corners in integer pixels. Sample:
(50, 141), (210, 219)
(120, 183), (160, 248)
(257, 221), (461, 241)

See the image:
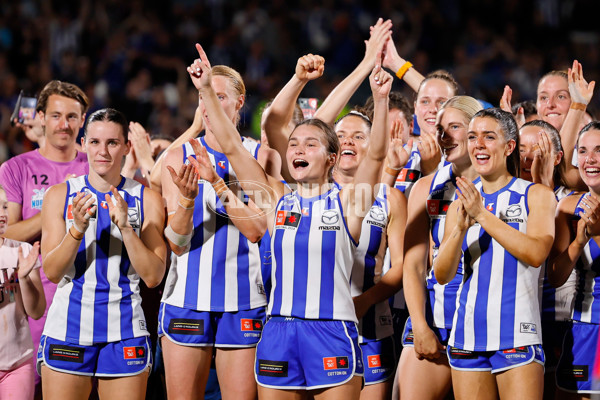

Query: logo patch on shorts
(449, 347), (476, 359)
(558, 365), (588, 382)
(367, 355), (381, 368)
(168, 319), (204, 335)
(123, 346), (146, 360)
(520, 322), (537, 334)
(257, 360), (288, 377)
(323, 356), (349, 370)
(49, 344), (85, 363)
(502, 347), (528, 354)
(404, 330), (414, 344)
(241, 319), (263, 331)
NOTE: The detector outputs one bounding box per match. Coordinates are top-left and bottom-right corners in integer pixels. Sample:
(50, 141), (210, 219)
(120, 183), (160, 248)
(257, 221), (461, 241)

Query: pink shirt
(0, 239), (41, 370)
(0, 149), (88, 221)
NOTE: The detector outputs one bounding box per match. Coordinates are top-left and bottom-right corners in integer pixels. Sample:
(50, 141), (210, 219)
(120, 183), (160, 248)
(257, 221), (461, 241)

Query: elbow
(143, 273), (164, 289)
(433, 267), (450, 285)
(29, 307), (45, 321)
(43, 268), (62, 285)
(247, 227), (266, 244)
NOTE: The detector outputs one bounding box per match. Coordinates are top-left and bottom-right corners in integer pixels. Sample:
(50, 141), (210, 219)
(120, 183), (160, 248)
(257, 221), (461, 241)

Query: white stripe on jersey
(43, 175), (147, 345)
(450, 178), (542, 351)
(161, 137), (265, 312)
(268, 187), (357, 322)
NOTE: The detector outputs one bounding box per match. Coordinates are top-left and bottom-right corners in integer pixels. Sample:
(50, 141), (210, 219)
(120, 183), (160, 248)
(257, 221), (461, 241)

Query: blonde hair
(212, 65), (245, 124)
(437, 96), (483, 124)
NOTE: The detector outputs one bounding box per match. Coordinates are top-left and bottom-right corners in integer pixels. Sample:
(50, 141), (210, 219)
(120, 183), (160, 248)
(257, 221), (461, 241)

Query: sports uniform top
(43, 175), (147, 345)
(571, 193), (600, 324)
(450, 177), (543, 351)
(269, 186), (358, 323)
(350, 184), (393, 341)
(425, 163), (465, 329)
(161, 136), (266, 312)
(0, 239), (41, 370)
(541, 186), (576, 322)
(394, 142), (421, 199)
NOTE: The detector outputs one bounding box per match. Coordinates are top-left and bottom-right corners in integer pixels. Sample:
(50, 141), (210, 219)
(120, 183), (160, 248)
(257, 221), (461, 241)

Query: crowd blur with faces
(3, 2), (600, 400)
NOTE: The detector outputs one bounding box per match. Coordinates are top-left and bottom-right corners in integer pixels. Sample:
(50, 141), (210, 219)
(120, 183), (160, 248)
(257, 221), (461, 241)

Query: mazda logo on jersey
(369, 207), (385, 222)
(128, 208), (140, 228)
(506, 204), (522, 217)
(321, 210), (339, 225)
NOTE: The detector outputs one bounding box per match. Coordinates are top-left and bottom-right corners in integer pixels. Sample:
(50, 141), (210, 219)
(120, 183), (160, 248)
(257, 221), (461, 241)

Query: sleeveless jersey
(450, 178), (543, 351)
(541, 186), (576, 322)
(571, 194), (600, 324)
(269, 186), (358, 322)
(351, 184), (394, 341)
(394, 142), (421, 199)
(43, 176), (147, 345)
(425, 164), (464, 329)
(161, 136), (266, 312)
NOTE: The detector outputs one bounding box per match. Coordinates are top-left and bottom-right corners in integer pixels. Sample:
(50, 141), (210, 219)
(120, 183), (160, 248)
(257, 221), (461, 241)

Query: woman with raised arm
(38, 108), (167, 400)
(158, 62), (271, 399)
(396, 96), (481, 400)
(434, 108), (556, 400)
(548, 121), (600, 399)
(187, 42), (389, 399)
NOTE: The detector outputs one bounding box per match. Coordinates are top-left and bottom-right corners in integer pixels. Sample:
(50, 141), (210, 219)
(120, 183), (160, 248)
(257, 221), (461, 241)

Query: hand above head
(294, 54), (325, 82)
(369, 61), (393, 98)
(363, 18), (393, 69)
(500, 85), (525, 128)
(128, 122), (153, 163)
(187, 43), (213, 92)
(568, 60), (596, 106)
(17, 241), (40, 279)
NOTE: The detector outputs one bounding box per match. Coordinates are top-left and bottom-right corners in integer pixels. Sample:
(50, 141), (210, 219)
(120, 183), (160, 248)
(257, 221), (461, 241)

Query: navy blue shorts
(158, 303), (266, 347)
(556, 321), (600, 394)
(447, 344), (544, 374)
(37, 335), (151, 377)
(361, 336), (396, 385)
(255, 317), (363, 390)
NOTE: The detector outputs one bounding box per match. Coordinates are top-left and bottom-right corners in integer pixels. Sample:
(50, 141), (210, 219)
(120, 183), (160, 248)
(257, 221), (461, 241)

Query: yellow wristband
(396, 62), (413, 80)
(570, 102), (587, 111)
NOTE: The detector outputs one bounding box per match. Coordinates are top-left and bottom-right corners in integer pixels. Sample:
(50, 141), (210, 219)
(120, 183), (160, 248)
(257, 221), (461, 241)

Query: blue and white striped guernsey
(43, 176), (147, 345)
(394, 142), (421, 198)
(269, 186), (358, 322)
(571, 193), (600, 324)
(450, 177), (543, 351)
(161, 136), (266, 312)
(425, 163), (464, 329)
(351, 184), (394, 342)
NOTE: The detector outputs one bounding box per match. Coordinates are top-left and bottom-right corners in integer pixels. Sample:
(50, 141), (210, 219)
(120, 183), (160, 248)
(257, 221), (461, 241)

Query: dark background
(0, 0), (598, 161)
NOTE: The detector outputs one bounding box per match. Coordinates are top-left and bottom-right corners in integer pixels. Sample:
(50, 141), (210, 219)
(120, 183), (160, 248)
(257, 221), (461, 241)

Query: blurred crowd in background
(0, 0), (599, 162)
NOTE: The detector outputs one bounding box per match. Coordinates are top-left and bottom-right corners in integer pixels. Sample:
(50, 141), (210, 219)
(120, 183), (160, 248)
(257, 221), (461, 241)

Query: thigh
(312, 375), (362, 400)
(97, 370), (149, 400)
(451, 368), (498, 400)
(359, 380), (392, 400)
(258, 386), (306, 400)
(215, 347), (257, 400)
(397, 347), (452, 400)
(161, 336), (213, 400)
(496, 362), (544, 400)
(0, 360), (35, 400)
(41, 365), (92, 400)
